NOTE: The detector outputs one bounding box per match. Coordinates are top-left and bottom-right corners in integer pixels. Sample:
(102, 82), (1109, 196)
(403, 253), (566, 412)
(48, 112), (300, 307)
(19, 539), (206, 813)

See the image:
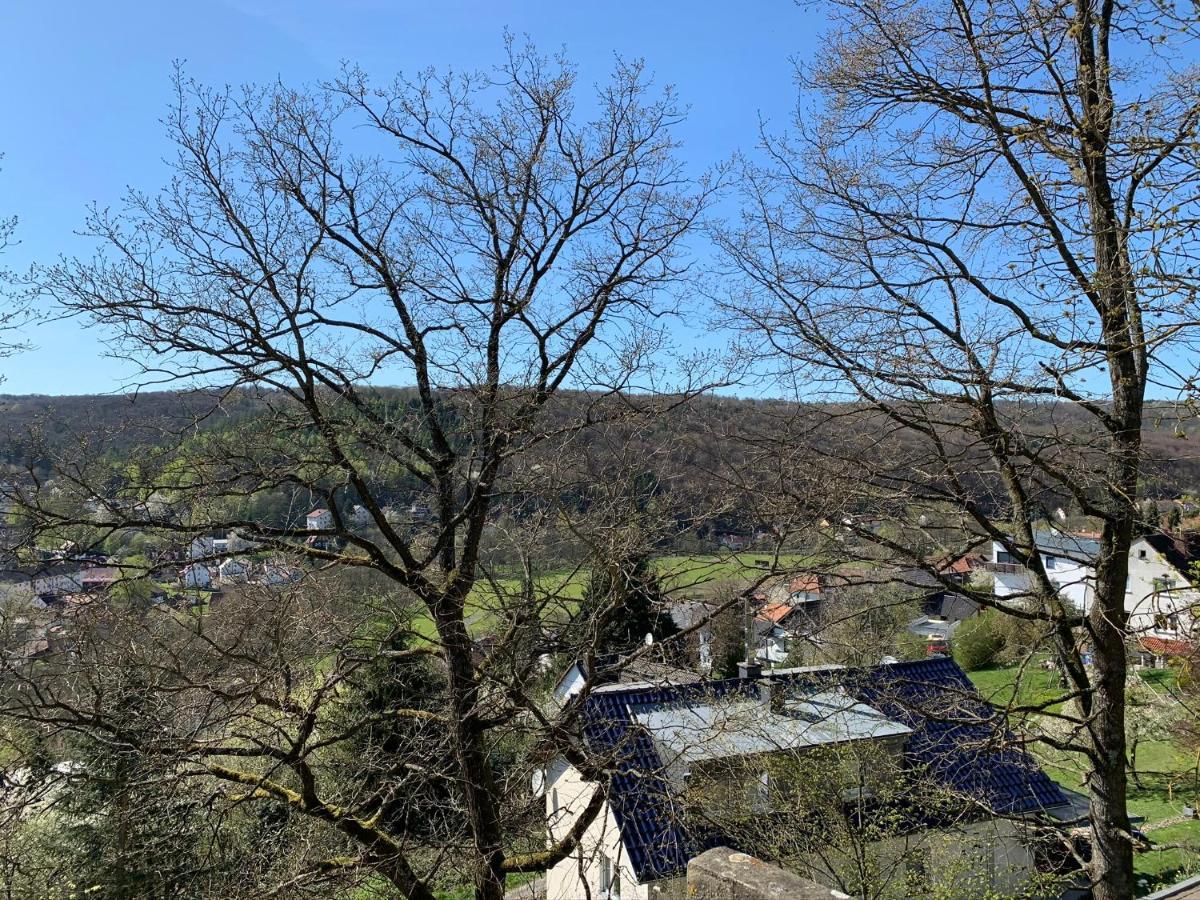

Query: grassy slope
(968, 665), (1200, 895)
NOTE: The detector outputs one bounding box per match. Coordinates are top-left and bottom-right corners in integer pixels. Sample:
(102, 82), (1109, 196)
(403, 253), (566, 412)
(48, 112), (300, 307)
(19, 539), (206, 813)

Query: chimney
(739, 592), (761, 681)
(738, 659), (763, 680)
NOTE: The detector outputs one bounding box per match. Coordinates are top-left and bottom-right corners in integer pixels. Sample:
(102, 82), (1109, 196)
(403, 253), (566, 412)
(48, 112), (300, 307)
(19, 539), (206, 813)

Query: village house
(987, 529), (1099, 613)
(79, 566), (120, 593)
(715, 532), (750, 552)
(181, 563), (213, 590)
(753, 602), (798, 665)
(188, 534), (231, 559)
(216, 557), (249, 583)
(188, 536), (212, 560)
(30, 568), (85, 603)
(542, 657), (1077, 900)
(1127, 533), (1200, 662)
(306, 508), (334, 531)
(254, 563), (303, 586)
(305, 508), (339, 550)
(986, 528), (1200, 658)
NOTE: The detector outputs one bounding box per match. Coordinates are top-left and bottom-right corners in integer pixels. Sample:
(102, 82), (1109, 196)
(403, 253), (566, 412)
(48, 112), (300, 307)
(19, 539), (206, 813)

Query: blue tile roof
(579, 657), (1068, 883)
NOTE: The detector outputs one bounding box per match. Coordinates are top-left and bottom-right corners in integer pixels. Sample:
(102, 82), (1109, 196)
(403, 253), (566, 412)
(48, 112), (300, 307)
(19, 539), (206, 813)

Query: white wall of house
(182, 564), (212, 589)
(756, 626), (789, 665)
(552, 663), (587, 707)
(545, 762), (648, 900)
(697, 629), (713, 672)
(306, 509), (334, 530)
(989, 536), (1198, 636)
(989, 541), (1094, 612)
(217, 558), (248, 583)
(188, 536), (214, 560)
(31, 571), (83, 597)
(801, 816), (1039, 898)
(1128, 537), (1199, 637)
(1041, 552), (1094, 612)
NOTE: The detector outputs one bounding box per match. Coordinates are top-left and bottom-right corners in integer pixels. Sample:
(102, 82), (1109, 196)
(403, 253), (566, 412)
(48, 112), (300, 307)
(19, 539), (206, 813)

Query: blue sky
(0, 0), (820, 395)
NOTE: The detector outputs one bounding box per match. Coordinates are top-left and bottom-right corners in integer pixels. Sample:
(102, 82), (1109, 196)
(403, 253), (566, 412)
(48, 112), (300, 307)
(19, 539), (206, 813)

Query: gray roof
(632, 686), (911, 786)
(1033, 529), (1100, 563)
(907, 615), (961, 639)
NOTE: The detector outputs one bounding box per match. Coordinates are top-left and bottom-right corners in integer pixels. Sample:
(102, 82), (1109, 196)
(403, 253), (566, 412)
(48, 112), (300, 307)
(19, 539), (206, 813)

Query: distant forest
(2, 389), (1199, 508)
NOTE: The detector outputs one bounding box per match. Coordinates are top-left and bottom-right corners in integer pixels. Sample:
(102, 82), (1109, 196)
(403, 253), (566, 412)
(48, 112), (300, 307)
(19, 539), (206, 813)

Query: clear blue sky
(0, 0), (820, 395)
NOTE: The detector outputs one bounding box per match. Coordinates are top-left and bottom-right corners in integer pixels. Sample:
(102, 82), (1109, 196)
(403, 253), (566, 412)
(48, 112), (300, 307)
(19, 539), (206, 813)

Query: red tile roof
(939, 553), (985, 575)
(757, 602), (794, 625)
(1139, 636), (1195, 657)
(788, 574), (821, 594)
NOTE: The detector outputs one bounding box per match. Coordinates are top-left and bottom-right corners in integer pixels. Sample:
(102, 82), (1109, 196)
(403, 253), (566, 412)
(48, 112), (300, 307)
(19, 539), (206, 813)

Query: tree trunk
(1088, 585), (1134, 900)
(436, 602), (508, 900)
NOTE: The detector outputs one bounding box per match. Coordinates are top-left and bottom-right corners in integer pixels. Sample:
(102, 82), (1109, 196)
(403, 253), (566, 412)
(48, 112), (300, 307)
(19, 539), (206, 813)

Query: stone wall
(684, 848), (851, 899)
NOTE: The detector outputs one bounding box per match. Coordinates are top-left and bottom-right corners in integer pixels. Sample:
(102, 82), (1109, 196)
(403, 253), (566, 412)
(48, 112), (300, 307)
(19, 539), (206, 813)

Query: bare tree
(719, 1), (1200, 896)
(6, 40), (719, 900)
(0, 157), (30, 383)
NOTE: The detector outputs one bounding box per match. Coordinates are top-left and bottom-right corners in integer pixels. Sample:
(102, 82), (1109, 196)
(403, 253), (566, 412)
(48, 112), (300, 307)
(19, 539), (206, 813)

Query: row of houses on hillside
(179, 558), (302, 590)
(673, 567), (979, 672)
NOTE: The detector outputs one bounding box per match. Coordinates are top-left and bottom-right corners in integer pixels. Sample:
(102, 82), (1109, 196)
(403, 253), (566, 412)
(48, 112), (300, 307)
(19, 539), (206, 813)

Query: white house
(306, 508), (334, 531)
(183, 534), (228, 559)
(217, 557), (249, 584)
(189, 536), (216, 560)
(542, 659), (1076, 900)
(31, 570), (84, 599)
(987, 530), (1099, 612)
(986, 529), (1199, 643)
(256, 564), (303, 586)
(754, 603), (802, 665)
(1126, 533), (1200, 640)
(181, 564), (212, 590)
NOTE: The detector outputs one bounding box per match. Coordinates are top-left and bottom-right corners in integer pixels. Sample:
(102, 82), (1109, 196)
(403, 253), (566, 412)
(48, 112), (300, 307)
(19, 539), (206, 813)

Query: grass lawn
(967, 663), (1070, 713)
(407, 567), (588, 643)
(407, 552), (818, 643)
(654, 552), (818, 592)
(968, 663), (1200, 895)
(1134, 820), (1200, 894)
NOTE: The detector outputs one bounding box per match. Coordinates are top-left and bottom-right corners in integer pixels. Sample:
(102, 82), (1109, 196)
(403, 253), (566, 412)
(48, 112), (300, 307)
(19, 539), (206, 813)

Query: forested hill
(2, 390), (1200, 498)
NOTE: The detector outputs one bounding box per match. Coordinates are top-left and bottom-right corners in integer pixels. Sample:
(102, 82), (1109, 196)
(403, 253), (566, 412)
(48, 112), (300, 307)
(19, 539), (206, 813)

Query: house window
(1154, 613), (1179, 633)
(996, 550), (1014, 564)
(599, 854), (620, 899)
(1153, 576), (1177, 593)
(1044, 555), (1057, 570)
(1138, 549), (1148, 559)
